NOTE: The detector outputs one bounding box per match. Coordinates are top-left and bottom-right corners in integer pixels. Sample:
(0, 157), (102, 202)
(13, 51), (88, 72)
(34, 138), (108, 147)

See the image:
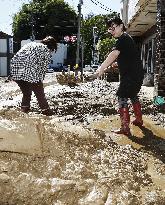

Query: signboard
(64, 35), (77, 42)
(70, 35), (77, 42)
(64, 36), (70, 42)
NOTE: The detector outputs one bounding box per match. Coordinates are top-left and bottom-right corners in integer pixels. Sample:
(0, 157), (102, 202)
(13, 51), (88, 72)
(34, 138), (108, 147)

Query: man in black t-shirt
(88, 17), (144, 136)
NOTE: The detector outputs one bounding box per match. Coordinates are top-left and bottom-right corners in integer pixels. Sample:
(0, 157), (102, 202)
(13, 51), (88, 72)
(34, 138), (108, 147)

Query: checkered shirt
(10, 42), (51, 83)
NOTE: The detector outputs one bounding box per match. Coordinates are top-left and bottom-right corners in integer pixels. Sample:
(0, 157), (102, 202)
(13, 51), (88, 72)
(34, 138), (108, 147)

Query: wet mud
(0, 74), (165, 205)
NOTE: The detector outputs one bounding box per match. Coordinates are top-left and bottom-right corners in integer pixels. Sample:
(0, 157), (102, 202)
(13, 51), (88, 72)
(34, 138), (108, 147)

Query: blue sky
(0, 0), (121, 35)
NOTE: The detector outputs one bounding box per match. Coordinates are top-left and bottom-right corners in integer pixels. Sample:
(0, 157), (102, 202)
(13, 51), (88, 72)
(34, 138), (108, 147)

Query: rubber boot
(112, 107), (131, 136)
(21, 106), (30, 113)
(41, 108), (54, 116)
(132, 102), (143, 126)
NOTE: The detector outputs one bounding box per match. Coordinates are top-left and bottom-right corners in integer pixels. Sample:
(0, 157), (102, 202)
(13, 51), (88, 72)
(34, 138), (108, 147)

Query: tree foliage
(12, 0), (78, 41)
(98, 37), (116, 62)
(81, 12), (119, 65)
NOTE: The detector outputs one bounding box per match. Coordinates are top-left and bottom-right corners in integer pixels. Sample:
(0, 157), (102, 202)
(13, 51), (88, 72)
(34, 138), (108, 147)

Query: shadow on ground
(129, 125), (165, 163)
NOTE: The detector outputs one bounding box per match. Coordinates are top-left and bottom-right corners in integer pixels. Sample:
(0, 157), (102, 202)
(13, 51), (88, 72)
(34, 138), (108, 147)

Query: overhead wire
(93, 0), (112, 12)
(90, 0), (111, 12)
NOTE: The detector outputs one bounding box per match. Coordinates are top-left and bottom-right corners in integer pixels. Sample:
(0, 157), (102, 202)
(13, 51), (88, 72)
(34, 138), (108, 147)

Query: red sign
(64, 36), (70, 42)
(70, 35), (77, 42)
(64, 35), (77, 42)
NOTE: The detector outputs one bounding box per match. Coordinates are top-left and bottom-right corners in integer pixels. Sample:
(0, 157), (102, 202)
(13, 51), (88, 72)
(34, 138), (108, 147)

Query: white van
(91, 64), (99, 72)
(83, 65), (93, 72)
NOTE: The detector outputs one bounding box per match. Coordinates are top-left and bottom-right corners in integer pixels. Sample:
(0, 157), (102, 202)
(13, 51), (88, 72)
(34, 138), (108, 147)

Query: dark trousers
(15, 80), (49, 110)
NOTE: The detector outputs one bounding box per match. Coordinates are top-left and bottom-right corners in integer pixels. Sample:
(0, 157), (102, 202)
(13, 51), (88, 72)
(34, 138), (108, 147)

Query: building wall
(51, 43), (67, 68)
(123, 0), (157, 86)
(0, 34), (13, 77)
(0, 38), (8, 76)
(0, 57), (7, 76)
(140, 26), (157, 86)
(122, 0), (165, 95)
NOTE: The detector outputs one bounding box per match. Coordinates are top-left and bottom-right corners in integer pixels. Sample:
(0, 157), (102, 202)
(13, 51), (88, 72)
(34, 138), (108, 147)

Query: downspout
(154, 0), (161, 97)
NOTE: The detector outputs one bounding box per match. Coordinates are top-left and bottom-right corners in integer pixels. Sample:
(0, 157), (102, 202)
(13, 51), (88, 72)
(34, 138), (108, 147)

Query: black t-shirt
(114, 32), (144, 82)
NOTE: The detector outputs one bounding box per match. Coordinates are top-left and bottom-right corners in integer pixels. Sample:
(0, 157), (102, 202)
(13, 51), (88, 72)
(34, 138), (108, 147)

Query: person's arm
(96, 49), (120, 77)
(85, 49), (120, 82)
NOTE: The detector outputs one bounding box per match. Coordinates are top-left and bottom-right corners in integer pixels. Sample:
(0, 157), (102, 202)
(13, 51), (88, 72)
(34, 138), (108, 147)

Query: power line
(93, 0), (111, 12)
(90, 0), (111, 12)
(90, 0), (108, 12)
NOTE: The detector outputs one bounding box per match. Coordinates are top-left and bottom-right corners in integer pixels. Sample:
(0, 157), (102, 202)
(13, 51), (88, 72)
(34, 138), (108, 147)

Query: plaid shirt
(10, 42), (51, 83)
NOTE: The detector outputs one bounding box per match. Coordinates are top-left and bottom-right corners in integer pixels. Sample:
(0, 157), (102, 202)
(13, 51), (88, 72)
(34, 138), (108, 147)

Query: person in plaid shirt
(10, 36), (57, 116)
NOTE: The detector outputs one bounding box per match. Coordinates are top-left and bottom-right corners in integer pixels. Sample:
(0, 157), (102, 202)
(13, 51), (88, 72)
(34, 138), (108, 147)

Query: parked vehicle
(63, 65), (68, 72)
(47, 68), (54, 73)
(53, 63), (67, 72)
(47, 65), (54, 73)
(91, 64), (99, 72)
(83, 65), (93, 72)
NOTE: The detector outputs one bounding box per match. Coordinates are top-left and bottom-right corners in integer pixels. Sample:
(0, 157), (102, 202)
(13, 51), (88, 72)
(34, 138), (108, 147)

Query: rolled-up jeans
(15, 80), (49, 110)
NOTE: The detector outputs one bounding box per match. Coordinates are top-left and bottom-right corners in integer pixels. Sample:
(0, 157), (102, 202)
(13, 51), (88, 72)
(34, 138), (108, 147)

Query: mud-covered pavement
(0, 73), (165, 205)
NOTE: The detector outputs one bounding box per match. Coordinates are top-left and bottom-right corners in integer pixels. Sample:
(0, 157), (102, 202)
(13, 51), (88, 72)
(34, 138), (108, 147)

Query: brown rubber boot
(21, 106), (30, 113)
(112, 107), (131, 136)
(41, 108), (54, 116)
(132, 102), (143, 126)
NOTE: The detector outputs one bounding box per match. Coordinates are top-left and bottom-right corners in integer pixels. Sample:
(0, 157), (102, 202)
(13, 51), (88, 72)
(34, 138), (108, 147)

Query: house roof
(127, 0), (157, 36)
(0, 31), (12, 38)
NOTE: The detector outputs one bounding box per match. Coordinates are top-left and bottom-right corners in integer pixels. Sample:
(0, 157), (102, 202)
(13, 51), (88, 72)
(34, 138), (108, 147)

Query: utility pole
(31, 15), (35, 41)
(81, 35), (84, 80)
(30, 7), (35, 41)
(75, 0), (83, 77)
(92, 26), (99, 65)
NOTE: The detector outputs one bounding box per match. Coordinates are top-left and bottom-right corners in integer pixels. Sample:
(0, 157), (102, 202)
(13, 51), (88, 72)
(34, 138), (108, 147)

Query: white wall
(0, 39), (7, 53)
(21, 39), (40, 47)
(0, 38), (13, 77)
(0, 57), (7, 76)
(51, 43), (67, 67)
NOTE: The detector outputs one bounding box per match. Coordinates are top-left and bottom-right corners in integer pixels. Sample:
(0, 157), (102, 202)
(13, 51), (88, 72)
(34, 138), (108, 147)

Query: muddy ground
(0, 73), (165, 205)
